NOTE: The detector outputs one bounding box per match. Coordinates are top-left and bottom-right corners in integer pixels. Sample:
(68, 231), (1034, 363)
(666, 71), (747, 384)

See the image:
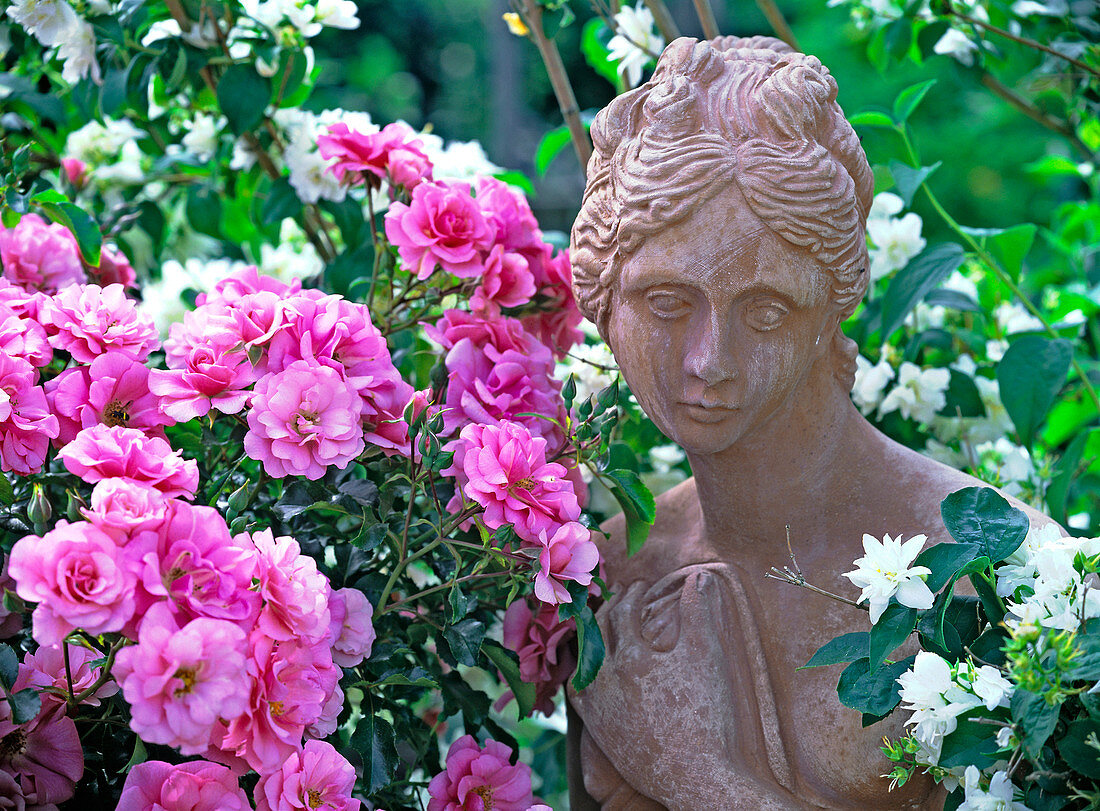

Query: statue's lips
(680, 402), (739, 423)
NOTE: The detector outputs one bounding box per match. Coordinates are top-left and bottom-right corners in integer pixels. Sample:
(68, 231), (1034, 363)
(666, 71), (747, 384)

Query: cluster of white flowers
(418, 134), (504, 183)
(5, 0), (100, 83)
(958, 766), (1032, 811)
(274, 107), (377, 204)
(999, 526), (1100, 631)
(240, 0), (360, 38)
(140, 256), (251, 334)
(606, 2), (664, 88)
(179, 113), (225, 163)
(255, 218), (324, 282)
(555, 332), (618, 406)
(879, 361), (951, 425)
(64, 118), (147, 190)
(844, 532), (935, 622)
(867, 192), (926, 281)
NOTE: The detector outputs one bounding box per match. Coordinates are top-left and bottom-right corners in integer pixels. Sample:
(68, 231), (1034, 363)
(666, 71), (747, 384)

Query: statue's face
(606, 185), (837, 455)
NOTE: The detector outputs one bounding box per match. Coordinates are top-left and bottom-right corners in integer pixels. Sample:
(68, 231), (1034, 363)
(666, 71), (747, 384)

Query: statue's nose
(684, 313), (737, 387)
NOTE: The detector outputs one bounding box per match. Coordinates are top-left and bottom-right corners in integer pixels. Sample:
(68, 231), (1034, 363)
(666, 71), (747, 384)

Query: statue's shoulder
(595, 477), (706, 588)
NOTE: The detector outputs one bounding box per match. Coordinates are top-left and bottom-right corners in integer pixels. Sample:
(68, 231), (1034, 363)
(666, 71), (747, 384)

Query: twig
(764, 526), (869, 611)
(692, 0), (720, 40)
(980, 74), (1093, 159)
(753, 0), (800, 51)
(948, 7), (1100, 80)
(641, 0), (679, 42)
(514, 0), (592, 171)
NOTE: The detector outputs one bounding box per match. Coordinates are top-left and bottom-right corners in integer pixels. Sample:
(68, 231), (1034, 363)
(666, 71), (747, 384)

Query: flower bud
(28, 484), (52, 528)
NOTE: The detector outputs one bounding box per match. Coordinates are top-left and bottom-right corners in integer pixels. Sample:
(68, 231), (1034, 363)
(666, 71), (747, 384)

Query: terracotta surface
(565, 35), (1052, 810)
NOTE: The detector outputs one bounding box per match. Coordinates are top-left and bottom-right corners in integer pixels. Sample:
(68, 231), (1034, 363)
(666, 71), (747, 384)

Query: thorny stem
(62, 643), (76, 705)
(71, 638), (125, 706)
(947, 7), (1100, 81)
(386, 571), (512, 613)
(514, 0), (592, 171)
(897, 128), (1100, 415)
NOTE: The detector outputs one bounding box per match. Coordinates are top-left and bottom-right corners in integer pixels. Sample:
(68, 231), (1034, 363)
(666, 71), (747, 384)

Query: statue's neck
(686, 378), (867, 552)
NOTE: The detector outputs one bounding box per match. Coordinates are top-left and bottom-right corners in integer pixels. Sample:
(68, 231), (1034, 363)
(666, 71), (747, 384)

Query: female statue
(566, 35), (1052, 809)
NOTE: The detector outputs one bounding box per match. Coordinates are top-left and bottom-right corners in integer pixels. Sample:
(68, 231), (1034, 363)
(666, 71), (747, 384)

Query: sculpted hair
(570, 36), (874, 388)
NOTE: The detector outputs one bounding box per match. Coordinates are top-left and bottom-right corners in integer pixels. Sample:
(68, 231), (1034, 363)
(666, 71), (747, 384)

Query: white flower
(958, 766), (1031, 810)
(65, 117), (144, 164)
(286, 142), (344, 203)
(607, 3), (664, 87)
(879, 362), (950, 424)
(1011, 0), (1063, 16)
(424, 138), (503, 182)
(868, 212), (926, 280)
(852, 354), (895, 414)
(180, 113), (223, 162)
(844, 533), (934, 623)
(143, 257), (250, 334)
(994, 302), (1044, 335)
(57, 17), (98, 84)
(935, 6), (988, 67)
(868, 191), (904, 221)
(897, 652), (977, 764)
(556, 341), (618, 405)
(995, 726), (1015, 748)
(649, 443), (685, 473)
(955, 662), (1013, 711)
(258, 236), (323, 283)
(94, 140), (145, 185)
(6, 0), (77, 46)
(315, 0), (359, 29)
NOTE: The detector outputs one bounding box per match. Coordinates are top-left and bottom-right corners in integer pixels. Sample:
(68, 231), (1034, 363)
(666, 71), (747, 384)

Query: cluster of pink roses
(428, 735), (552, 811)
(8, 472), (373, 806)
(151, 267), (416, 480)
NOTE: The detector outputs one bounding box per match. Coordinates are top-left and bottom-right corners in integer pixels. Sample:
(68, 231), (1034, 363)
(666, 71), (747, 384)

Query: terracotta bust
(566, 36), (1051, 810)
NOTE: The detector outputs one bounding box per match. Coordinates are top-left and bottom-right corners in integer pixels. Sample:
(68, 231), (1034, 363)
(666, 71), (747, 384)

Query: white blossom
(1004, 534), (1100, 631)
(6, 0), (77, 46)
(879, 362), (950, 424)
(57, 17), (98, 84)
(844, 532), (934, 623)
(958, 766), (1031, 810)
(868, 211), (926, 280)
(94, 140), (145, 185)
(995, 302), (1044, 335)
(65, 118), (143, 164)
(851, 354), (895, 415)
(315, 0), (359, 29)
(142, 257), (250, 334)
(556, 341), (618, 405)
(868, 191), (904, 221)
(181, 113), (223, 162)
(607, 3), (664, 87)
(421, 137), (503, 182)
(1011, 0), (1064, 16)
(935, 6), (988, 66)
(955, 662), (1013, 711)
(286, 141), (344, 203)
(649, 443), (685, 474)
(258, 223), (323, 283)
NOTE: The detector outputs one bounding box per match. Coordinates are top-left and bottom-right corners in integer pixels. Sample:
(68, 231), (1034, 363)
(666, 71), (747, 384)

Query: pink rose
(0, 214), (85, 294)
(117, 760), (251, 811)
(58, 425), (199, 498)
(60, 158), (88, 189)
(520, 249), (583, 359)
(533, 522), (600, 605)
(0, 302), (51, 367)
(427, 735), (534, 811)
(114, 603), (251, 754)
(471, 246), (536, 314)
(501, 599), (575, 716)
(384, 181), (493, 279)
(251, 529), (332, 643)
(244, 361), (365, 480)
(81, 478), (169, 539)
(254, 740), (360, 811)
(89, 244), (137, 289)
(8, 520), (139, 645)
(0, 698), (83, 807)
(318, 121), (432, 191)
(40, 283), (158, 363)
(0, 354), (58, 476)
(327, 587), (376, 668)
(14, 643), (119, 714)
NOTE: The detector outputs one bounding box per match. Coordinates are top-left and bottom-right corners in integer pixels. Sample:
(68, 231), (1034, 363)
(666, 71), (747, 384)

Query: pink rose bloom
(520, 249), (583, 360)
(0, 214), (85, 294)
(81, 478), (168, 540)
(327, 587), (376, 668)
(0, 698), (82, 807)
(254, 740), (360, 811)
(46, 351), (170, 446)
(0, 302), (51, 367)
(114, 603), (251, 754)
(117, 760), (251, 811)
(40, 283), (158, 363)
(384, 181), (493, 280)
(533, 522), (599, 605)
(267, 294), (414, 454)
(445, 422), (580, 544)
(0, 354), (59, 476)
(470, 246), (536, 315)
(58, 425), (199, 498)
(60, 158), (88, 189)
(427, 735), (534, 811)
(474, 178), (543, 256)
(501, 599), (575, 716)
(196, 265), (300, 309)
(150, 314), (258, 422)
(318, 121), (432, 191)
(135, 501), (261, 627)
(244, 361), (365, 480)
(0, 279), (49, 321)
(89, 244), (136, 289)
(251, 529), (332, 643)
(14, 643), (119, 714)
(8, 520), (139, 645)
(220, 634), (338, 772)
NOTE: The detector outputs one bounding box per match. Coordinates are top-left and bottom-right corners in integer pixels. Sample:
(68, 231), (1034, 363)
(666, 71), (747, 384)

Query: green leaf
(122, 737), (147, 773)
(482, 640), (538, 719)
(7, 689), (39, 725)
(848, 110), (897, 129)
(32, 198), (102, 265)
(883, 18), (913, 61)
(801, 632), (870, 669)
(916, 21), (950, 59)
(581, 18), (619, 87)
(217, 65), (271, 135)
(888, 160), (941, 207)
(373, 672), (438, 689)
(186, 185), (223, 239)
(940, 487), (1029, 564)
(1012, 689), (1060, 758)
(0, 645), (17, 690)
(0, 473), (13, 506)
(1057, 719), (1100, 778)
(350, 700), (399, 793)
(571, 602), (605, 691)
(259, 176), (301, 227)
(837, 655), (914, 716)
(869, 605), (917, 670)
(987, 223), (1037, 281)
(442, 618), (486, 667)
(880, 242), (966, 339)
(938, 717), (999, 769)
(535, 125), (572, 177)
(447, 584), (469, 623)
(893, 79), (937, 123)
(1067, 619), (1100, 681)
(939, 369), (985, 419)
(1046, 431), (1088, 528)
(603, 469), (655, 557)
(996, 335), (1073, 449)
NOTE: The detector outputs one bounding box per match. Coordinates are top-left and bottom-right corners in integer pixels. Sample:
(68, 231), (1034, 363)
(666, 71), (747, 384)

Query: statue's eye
(646, 290), (691, 319)
(745, 299), (789, 331)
